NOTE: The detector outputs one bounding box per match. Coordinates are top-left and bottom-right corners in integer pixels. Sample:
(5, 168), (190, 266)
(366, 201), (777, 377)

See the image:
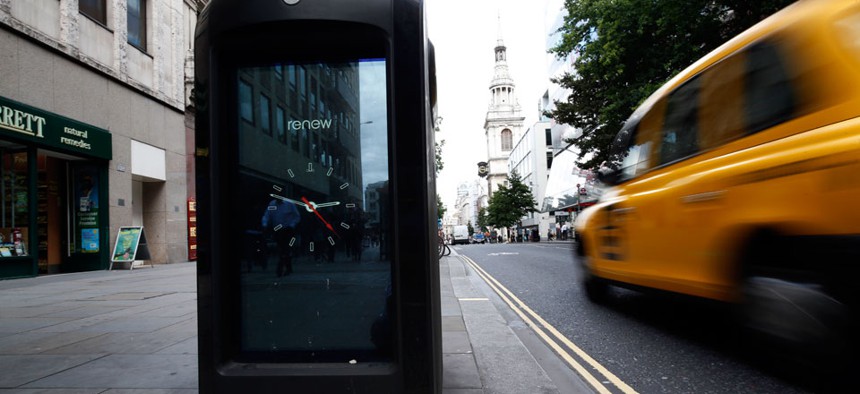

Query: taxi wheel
(737, 236), (853, 370)
(583, 270), (609, 303)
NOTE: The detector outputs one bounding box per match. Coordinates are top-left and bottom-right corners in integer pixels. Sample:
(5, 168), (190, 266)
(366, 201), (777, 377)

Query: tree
(437, 194), (446, 220)
(435, 139), (445, 220)
(476, 207), (489, 233)
(467, 221), (474, 236)
(486, 172), (537, 229)
(435, 140), (445, 174)
(547, 0), (794, 170)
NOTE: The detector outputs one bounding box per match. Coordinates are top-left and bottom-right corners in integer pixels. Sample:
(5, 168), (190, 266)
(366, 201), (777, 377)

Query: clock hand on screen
(301, 196), (339, 237)
(270, 194), (308, 208)
(313, 201), (340, 208)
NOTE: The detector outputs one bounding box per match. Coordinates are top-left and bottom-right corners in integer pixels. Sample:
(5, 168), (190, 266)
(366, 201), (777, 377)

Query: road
(454, 241), (852, 394)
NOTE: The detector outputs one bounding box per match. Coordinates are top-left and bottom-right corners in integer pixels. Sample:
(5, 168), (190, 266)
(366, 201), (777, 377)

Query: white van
(451, 225), (469, 245)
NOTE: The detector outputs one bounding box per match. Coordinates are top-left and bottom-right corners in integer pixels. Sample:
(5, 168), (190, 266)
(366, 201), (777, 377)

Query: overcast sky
(358, 59), (389, 192)
(426, 0), (553, 212)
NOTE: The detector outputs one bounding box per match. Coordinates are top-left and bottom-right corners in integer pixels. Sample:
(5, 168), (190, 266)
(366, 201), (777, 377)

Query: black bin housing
(194, 0), (440, 392)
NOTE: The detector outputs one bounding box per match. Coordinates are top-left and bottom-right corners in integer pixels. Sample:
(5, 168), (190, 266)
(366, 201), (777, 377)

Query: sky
(358, 59), (389, 193)
(426, 0), (554, 213)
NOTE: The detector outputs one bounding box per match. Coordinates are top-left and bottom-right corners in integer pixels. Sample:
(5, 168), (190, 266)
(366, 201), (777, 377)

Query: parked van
(575, 0), (860, 360)
(451, 225), (469, 245)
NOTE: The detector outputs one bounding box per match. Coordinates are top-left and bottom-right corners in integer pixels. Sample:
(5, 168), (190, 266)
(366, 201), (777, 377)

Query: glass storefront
(0, 96), (111, 279)
(0, 144), (29, 260)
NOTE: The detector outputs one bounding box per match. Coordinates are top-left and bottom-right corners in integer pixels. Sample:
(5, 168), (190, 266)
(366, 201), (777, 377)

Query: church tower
(484, 17), (525, 197)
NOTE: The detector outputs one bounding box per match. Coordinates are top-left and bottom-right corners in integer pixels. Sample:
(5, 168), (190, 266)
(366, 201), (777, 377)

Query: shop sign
(0, 96), (111, 160)
(187, 198), (197, 261)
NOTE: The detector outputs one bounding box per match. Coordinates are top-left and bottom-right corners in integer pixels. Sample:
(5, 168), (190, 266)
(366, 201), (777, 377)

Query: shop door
(37, 154), (67, 274)
(62, 162), (106, 272)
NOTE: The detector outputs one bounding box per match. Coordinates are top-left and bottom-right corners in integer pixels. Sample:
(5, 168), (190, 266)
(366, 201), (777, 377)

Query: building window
(288, 66), (297, 90)
(290, 114), (300, 150)
(501, 129), (513, 151)
(545, 128), (552, 146)
(299, 67), (307, 98)
(309, 78), (317, 116)
(296, 67), (307, 118)
(239, 80), (254, 124)
(301, 129), (309, 157)
(80, 0), (107, 25)
(260, 94), (271, 135)
(275, 106), (286, 143)
(127, 0), (146, 50)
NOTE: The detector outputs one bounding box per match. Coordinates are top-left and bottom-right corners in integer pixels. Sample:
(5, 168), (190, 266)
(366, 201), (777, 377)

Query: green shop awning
(0, 95), (112, 160)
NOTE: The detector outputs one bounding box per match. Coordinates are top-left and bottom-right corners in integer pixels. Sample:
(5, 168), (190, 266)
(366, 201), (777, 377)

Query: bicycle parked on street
(438, 235), (451, 258)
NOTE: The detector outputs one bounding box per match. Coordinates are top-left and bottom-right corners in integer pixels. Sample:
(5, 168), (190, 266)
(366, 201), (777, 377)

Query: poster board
(110, 226), (153, 270)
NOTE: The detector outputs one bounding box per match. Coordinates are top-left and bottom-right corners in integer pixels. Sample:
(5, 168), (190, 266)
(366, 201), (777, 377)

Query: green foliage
(434, 142), (444, 221)
(437, 194), (446, 220)
(548, 0), (795, 170)
(476, 207), (489, 232)
(486, 172), (538, 229)
(435, 140), (445, 174)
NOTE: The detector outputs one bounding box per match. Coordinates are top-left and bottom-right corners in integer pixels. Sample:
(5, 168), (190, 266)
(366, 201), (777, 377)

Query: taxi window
(699, 52), (746, 150)
(745, 41), (797, 133)
(660, 77), (700, 165)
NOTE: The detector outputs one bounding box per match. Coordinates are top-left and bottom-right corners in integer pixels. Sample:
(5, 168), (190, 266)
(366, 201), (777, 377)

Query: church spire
(489, 11), (518, 110)
(494, 10), (507, 64)
(483, 9), (524, 200)
(497, 10), (504, 48)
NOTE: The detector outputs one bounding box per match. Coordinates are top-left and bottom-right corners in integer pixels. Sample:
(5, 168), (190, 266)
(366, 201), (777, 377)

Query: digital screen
(233, 59), (393, 362)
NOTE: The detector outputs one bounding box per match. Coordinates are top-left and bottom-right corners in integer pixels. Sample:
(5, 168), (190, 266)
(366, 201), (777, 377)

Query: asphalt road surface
(454, 241), (855, 394)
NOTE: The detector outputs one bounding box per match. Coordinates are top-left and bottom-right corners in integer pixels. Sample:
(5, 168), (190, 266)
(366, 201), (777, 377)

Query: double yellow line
(460, 255), (638, 394)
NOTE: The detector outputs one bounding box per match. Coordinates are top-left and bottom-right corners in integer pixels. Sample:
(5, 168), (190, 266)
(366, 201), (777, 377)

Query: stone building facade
(0, 0), (205, 278)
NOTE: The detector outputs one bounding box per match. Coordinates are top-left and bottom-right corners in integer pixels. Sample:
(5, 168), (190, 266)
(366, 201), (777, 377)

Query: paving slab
(154, 337), (197, 355)
(442, 331), (472, 354)
(0, 332), (104, 354)
(0, 318), (78, 334)
(442, 353), (482, 390)
(441, 316), (466, 332)
(21, 354), (197, 389)
(442, 390), (484, 394)
(44, 330), (195, 355)
(0, 389), (103, 393)
(0, 355), (104, 388)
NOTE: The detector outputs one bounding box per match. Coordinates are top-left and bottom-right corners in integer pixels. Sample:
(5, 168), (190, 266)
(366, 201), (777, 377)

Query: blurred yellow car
(575, 0), (860, 359)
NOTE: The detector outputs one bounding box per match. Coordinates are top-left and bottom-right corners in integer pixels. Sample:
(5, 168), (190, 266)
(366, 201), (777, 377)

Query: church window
(501, 129), (512, 151)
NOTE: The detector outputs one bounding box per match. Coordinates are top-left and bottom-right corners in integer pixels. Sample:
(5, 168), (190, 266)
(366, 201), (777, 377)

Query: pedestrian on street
(261, 198), (300, 277)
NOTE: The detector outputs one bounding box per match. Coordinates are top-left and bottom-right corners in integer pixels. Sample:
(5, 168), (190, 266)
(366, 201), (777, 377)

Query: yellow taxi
(574, 0), (860, 358)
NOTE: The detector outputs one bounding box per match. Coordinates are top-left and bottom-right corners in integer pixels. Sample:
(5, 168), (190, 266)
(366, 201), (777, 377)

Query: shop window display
(0, 148), (29, 258)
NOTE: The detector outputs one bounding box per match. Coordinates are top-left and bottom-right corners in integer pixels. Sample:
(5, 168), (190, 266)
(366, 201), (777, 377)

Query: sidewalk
(0, 252), (588, 393)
